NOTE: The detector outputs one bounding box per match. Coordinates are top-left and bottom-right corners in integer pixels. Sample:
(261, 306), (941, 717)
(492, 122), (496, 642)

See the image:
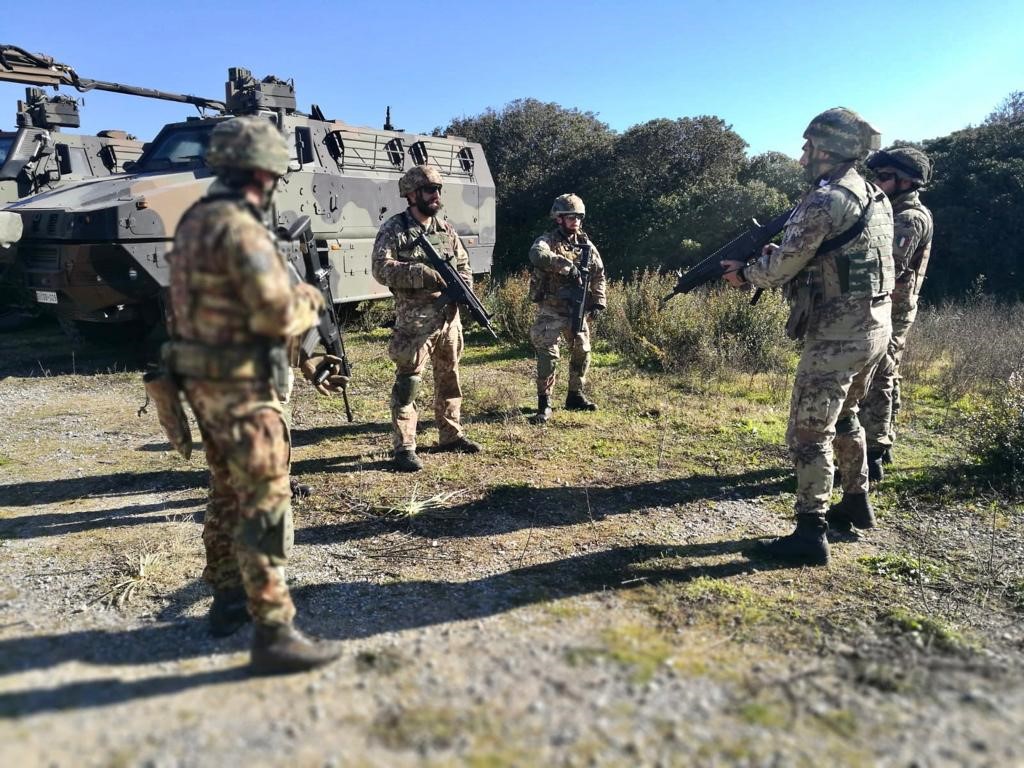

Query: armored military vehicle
(1, 46), (147, 328)
(0, 46), (496, 343)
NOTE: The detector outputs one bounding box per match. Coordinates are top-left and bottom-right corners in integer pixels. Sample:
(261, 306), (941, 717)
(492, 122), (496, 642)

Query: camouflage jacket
(889, 190), (934, 312)
(528, 228), (607, 312)
(168, 182), (320, 348)
(371, 209), (472, 329)
(745, 165), (893, 342)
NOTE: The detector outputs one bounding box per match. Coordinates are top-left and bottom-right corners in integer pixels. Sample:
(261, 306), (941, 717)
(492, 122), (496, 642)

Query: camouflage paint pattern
(861, 190), (934, 450)
(3, 62), (495, 337)
(528, 228), (607, 396)
(168, 185), (321, 627)
(746, 165), (894, 518)
(372, 208), (472, 451)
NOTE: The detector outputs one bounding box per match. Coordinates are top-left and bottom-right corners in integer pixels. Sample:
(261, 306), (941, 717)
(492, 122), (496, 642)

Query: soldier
(859, 147), (935, 480)
(722, 108), (894, 564)
(371, 165), (481, 472)
(165, 116), (342, 673)
(528, 194), (607, 424)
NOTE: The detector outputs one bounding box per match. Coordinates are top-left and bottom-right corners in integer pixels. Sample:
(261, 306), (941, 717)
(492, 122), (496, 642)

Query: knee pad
(835, 414), (860, 435)
(237, 503), (294, 564)
(536, 353), (558, 381)
(392, 374), (422, 407)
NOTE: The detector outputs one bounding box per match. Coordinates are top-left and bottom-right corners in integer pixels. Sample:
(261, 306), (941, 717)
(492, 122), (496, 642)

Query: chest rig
(531, 229), (586, 303)
(806, 179), (894, 301)
(395, 212), (455, 265)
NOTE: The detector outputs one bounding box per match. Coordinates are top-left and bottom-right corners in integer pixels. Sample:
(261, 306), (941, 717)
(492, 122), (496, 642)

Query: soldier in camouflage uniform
(165, 117), (342, 674)
(859, 147), (935, 480)
(722, 108), (894, 565)
(528, 194), (607, 424)
(371, 165), (481, 472)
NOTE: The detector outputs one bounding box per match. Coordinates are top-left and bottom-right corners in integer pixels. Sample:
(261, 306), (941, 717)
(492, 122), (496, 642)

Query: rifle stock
(662, 207), (794, 304)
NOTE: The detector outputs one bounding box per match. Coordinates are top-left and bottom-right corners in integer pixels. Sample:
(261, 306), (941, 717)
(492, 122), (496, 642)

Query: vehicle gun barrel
(0, 44), (225, 112)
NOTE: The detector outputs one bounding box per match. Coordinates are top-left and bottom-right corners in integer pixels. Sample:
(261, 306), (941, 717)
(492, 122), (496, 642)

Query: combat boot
(393, 449), (423, 472)
(826, 492), (875, 533)
(867, 449), (885, 483)
(531, 395), (552, 425)
(881, 447), (893, 465)
(751, 515), (829, 566)
(436, 435), (482, 453)
(209, 586), (250, 638)
(290, 477), (312, 499)
(565, 391), (598, 412)
(250, 623), (343, 676)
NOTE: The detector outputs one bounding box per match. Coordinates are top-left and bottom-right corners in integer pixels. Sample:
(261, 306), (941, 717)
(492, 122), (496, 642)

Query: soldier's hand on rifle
(409, 263), (446, 291)
(588, 304), (605, 320)
(566, 263), (582, 283)
(300, 353), (350, 396)
(720, 259), (747, 289)
(761, 243), (781, 258)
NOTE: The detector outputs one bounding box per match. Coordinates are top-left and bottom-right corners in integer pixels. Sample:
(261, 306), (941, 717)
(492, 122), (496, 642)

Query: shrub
(964, 369), (1024, 490)
(486, 271), (535, 347)
(599, 270), (793, 375)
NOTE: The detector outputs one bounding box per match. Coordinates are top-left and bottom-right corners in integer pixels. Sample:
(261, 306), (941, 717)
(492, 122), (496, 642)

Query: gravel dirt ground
(0, 320), (1022, 767)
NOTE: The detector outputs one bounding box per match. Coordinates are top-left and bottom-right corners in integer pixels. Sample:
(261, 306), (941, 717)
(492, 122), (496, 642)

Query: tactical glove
(408, 263), (446, 291)
(300, 353), (350, 396)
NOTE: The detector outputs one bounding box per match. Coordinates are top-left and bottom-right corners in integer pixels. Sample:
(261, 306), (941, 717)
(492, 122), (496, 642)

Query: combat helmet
(551, 193), (586, 219)
(205, 116), (290, 176)
(803, 107), (881, 161)
(867, 146), (933, 186)
(399, 165), (443, 196)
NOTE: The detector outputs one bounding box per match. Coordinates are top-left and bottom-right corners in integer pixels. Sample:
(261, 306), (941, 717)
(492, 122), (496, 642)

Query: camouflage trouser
(183, 379), (295, 627)
(388, 311), (464, 451)
(530, 305), (590, 397)
(787, 334), (888, 518)
(861, 304), (917, 452)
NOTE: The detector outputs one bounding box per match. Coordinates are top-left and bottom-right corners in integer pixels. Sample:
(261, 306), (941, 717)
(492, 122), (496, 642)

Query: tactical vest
(809, 178), (894, 301)
(893, 193), (934, 298)
(166, 195), (288, 390)
(530, 229), (586, 304)
(395, 213), (455, 266)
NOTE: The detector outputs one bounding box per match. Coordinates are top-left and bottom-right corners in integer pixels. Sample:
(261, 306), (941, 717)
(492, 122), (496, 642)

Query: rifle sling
(815, 194), (878, 294)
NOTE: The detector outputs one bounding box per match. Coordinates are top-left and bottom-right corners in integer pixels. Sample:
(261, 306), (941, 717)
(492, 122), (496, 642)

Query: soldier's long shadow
(0, 496), (203, 540)
(0, 539), (788, 716)
(296, 467), (793, 546)
(0, 469), (206, 509)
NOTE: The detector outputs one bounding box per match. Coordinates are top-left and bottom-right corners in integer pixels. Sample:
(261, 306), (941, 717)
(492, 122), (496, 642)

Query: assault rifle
(559, 237), (593, 336)
(280, 215), (354, 422)
(662, 207), (794, 305)
(413, 233), (498, 339)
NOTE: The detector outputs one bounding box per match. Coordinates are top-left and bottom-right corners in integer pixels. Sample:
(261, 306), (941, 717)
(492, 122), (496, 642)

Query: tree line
(439, 92), (1024, 302)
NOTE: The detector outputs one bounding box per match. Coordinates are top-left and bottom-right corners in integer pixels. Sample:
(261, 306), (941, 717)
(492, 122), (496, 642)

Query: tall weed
(964, 369), (1024, 491)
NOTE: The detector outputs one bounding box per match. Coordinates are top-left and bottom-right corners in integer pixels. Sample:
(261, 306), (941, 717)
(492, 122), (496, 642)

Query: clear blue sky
(2, 0), (1021, 157)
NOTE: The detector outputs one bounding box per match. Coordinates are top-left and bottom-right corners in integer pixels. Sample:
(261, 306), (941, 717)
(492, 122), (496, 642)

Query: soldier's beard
(415, 198), (442, 217)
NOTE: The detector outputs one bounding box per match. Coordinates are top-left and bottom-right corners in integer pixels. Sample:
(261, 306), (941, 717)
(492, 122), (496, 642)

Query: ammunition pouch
(141, 368), (193, 460)
(162, 340), (290, 398)
(785, 279), (816, 341)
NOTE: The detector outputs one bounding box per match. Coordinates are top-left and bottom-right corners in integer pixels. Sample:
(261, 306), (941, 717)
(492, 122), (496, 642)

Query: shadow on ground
(0, 539), (790, 716)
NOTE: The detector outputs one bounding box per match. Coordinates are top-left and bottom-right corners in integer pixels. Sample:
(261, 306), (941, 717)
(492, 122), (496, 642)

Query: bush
(599, 270), (793, 375)
(901, 286), (1024, 401)
(487, 271), (535, 348)
(964, 369), (1024, 490)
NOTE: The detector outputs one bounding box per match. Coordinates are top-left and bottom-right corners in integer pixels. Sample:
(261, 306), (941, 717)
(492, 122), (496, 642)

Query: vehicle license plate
(35, 291), (58, 304)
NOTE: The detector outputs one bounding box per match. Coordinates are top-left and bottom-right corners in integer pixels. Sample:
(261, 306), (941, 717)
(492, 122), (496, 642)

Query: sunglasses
(561, 213), (585, 221)
(420, 184), (443, 194)
(874, 171), (897, 182)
